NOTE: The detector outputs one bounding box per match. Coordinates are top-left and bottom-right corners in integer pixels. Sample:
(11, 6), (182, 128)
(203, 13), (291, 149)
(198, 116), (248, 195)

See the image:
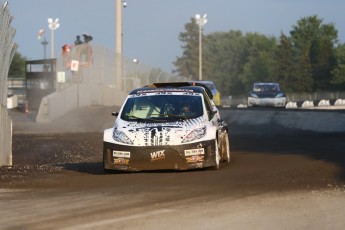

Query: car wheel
(103, 158), (113, 174)
(103, 162), (113, 174)
(221, 131), (230, 163)
(247, 99), (252, 107)
(212, 139), (220, 170)
(104, 168), (113, 174)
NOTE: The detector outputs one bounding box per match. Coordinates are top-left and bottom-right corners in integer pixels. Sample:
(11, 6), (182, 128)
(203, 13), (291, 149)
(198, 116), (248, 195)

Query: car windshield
(121, 94), (204, 122)
(253, 84), (280, 92)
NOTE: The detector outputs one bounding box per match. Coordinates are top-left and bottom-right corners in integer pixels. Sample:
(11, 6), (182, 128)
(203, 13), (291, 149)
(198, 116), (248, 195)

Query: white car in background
(103, 82), (230, 172)
(248, 82), (286, 107)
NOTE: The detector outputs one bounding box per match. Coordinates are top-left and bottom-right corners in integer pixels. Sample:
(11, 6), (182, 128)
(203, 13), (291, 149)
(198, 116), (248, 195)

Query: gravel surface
(1, 107), (345, 229)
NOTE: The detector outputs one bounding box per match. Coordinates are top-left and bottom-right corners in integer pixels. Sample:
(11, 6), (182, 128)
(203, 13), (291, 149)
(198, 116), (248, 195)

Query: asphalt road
(1, 107), (345, 229)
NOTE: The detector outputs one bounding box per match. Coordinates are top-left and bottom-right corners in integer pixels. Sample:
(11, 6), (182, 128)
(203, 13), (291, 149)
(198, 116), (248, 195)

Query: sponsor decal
(190, 162), (204, 168)
(113, 151), (131, 158)
(114, 165), (129, 170)
(186, 155), (204, 163)
(114, 158), (130, 165)
(184, 148), (204, 156)
(150, 150), (165, 161)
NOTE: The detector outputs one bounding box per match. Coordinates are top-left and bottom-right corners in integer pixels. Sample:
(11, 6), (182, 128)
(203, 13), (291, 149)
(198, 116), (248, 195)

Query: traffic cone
(25, 100), (29, 114)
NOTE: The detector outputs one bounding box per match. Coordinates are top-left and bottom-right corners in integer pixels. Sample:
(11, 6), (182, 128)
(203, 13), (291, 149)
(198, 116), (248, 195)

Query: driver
(180, 103), (193, 116)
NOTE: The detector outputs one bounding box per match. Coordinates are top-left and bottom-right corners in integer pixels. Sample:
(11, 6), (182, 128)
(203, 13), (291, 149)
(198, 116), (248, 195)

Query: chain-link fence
(55, 43), (185, 93)
(33, 43), (188, 122)
(0, 1), (16, 166)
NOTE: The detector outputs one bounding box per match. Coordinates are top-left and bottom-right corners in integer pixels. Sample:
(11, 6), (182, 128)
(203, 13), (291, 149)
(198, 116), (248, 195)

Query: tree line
(173, 15), (345, 95)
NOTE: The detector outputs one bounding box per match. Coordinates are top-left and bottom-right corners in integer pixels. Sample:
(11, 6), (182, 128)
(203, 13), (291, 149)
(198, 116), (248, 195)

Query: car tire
(221, 131), (230, 163)
(104, 168), (113, 174)
(247, 99), (252, 107)
(212, 139), (220, 170)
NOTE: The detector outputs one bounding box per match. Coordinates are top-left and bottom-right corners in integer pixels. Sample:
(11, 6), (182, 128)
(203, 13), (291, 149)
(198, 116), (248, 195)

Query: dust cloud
(10, 106), (120, 134)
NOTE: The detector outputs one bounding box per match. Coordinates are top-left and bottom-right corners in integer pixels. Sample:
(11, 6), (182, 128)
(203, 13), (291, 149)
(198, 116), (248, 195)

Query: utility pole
(195, 14), (207, 81)
(115, 0), (123, 90)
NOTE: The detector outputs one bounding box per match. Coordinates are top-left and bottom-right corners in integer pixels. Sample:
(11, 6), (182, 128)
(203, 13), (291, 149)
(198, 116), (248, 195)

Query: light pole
(195, 14), (207, 81)
(48, 18), (60, 59)
(41, 39), (48, 59)
(132, 58), (140, 86)
(115, 0), (127, 90)
(38, 29), (48, 59)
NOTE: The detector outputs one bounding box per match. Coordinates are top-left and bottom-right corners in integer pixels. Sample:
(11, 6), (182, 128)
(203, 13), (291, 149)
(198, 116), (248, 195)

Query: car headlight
(113, 130), (133, 144)
(182, 126), (206, 143)
(250, 93), (258, 98)
(275, 93), (284, 98)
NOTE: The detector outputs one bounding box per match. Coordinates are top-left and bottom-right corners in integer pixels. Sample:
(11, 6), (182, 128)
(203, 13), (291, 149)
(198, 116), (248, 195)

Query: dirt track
(1, 107), (345, 229)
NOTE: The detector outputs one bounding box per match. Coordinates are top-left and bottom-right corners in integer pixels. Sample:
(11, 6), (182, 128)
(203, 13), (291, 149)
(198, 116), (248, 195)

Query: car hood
(115, 116), (209, 146)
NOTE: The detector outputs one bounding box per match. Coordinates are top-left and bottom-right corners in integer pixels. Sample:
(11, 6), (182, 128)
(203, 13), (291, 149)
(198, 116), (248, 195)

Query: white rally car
(247, 82), (286, 107)
(103, 82), (230, 172)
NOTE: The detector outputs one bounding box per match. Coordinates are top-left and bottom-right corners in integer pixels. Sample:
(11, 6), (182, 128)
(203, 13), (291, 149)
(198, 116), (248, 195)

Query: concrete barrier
(7, 95), (18, 109)
(220, 108), (345, 135)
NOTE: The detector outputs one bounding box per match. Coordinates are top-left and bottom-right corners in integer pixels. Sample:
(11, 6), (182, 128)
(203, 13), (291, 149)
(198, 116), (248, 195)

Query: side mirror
(112, 112), (119, 117)
(208, 110), (217, 120)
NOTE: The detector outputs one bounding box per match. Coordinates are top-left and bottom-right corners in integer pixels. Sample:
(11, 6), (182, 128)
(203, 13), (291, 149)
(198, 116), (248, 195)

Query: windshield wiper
(148, 113), (192, 121)
(151, 113), (181, 118)
(126, 114), (195, 121)
(126, 115), (163, 122)
(125, 115), (145, 120)
(152, 113), (197, 120)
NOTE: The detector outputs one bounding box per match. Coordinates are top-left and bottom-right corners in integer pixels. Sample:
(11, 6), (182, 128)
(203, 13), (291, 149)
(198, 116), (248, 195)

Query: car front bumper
(248, 97), (286, 107)
(103, 140), (217, 171)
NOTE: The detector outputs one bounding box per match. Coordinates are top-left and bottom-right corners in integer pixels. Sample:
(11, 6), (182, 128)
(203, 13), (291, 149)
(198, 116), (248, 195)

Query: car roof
(129, 82), (214, 99)
(188, 80), (217, 93)
(254, 82), (280, 86)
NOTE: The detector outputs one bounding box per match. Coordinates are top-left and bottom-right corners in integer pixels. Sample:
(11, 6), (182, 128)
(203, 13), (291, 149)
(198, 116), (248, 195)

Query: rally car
(247, 82), (286, 107)
(103, 82), (230, 172)
(189, 80), (221, 106)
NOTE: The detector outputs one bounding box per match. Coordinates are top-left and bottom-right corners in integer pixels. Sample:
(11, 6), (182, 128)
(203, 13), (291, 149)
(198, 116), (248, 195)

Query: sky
(6, 0), (345, 72)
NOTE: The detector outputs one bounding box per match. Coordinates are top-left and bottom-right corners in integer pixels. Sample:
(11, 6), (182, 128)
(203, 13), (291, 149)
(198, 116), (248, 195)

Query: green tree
(239, 33), (277, 90)
(173, 18), (199, 79)
(331, 43), (345, 87)
(273, 32), (300, 92)
(203, 30), (247, 95)
(290, 15), (338, 91)
(9, 51), (27, 79)
(174, 14), (343, 96)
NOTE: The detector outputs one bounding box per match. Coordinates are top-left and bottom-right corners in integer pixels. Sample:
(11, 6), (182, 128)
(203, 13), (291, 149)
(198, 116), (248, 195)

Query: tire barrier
(286, 99), (345, 109)
(335, 99), (345, 106)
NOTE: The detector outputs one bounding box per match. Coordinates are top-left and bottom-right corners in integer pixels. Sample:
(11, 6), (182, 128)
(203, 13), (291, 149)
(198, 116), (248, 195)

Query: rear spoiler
(145, 82), (213, 100)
